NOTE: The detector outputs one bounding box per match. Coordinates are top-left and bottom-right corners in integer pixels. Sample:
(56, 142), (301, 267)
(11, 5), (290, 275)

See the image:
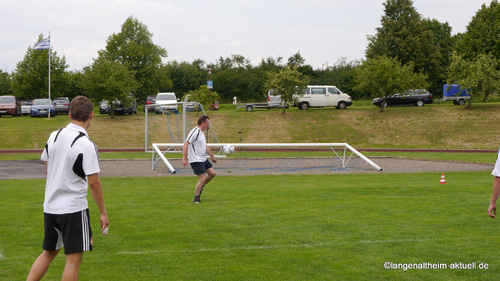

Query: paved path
(0, 157), (494, 180)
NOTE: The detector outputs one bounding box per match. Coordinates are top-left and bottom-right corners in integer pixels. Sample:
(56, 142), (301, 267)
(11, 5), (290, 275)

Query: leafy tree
(209, 54), (252, 71)
(264, 66), (310, 114)
(0, 70), (13, 95)
(11, 34), (68, 100)
(354, 56), (428, 112)
(447, 52), (500, 105)
(424, 18), (454, 96)
(258, 56), (284, 72)
(455, 0), (500, 61)
(63, 70), (86, 100)
(366, 0), (440, 91)
(449, 1), (500, 105)
(161, 60), (205, 96)
(183, 85), (220, 110)
(287, 51), (306, 68)
(312, 58), (361, 99)
(212, 68), (265, 102)
(99, 16), (169, 102)
(82, 57), (139, 118)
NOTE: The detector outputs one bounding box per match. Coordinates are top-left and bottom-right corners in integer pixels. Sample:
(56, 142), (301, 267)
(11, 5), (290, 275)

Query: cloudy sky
(0, 0), (489, 72)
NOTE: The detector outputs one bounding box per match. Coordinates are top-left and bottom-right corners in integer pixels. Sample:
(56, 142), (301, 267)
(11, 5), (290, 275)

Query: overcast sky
(0, 0), (490, 73)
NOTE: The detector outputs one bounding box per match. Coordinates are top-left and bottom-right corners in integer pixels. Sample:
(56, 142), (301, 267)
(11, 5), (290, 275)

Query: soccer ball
(223, 144), (235, 155)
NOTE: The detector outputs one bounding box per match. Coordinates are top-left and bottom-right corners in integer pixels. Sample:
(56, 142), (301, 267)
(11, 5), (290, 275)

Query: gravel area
(0, 157), (493, 180)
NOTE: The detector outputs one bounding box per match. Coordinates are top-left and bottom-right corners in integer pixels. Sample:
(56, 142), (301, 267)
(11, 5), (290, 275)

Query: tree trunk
(379, 96), (388, 112)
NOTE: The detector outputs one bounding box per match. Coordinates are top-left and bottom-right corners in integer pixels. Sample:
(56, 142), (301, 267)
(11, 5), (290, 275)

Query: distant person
(182, 115), (217, 204)
(488, 145), (500, 218)
(27, 96), (109, 281)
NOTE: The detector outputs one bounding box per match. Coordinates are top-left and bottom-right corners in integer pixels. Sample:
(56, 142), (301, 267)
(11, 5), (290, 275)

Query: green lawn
(0, 101), (499, 150)
(2, 172), (499, 280)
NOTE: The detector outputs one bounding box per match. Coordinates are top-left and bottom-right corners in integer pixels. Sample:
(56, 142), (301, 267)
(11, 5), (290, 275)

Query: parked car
(20, 100), (32, 115)
(182, 94), (201, 112)
(372, 89), (433, 107)
(144, 95), (157, 112)
(53, 97), (70, 114)
(112, 93), (137, 115)
(294, 85), (353, 110)
(31, 98), (55, 117)
(99, 94), (137, 115)
(0, 95), (21, 117)
(155, 92), (179, 114)
(99, 100), (109, 114)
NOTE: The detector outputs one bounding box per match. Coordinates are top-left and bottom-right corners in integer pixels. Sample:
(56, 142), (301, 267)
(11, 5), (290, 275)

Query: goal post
(151, 142), (382, 174)
(144, 102), (219, 152)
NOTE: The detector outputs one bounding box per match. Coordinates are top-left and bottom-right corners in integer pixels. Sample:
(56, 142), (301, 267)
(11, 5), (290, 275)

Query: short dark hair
(198, 115), (210, 125)
(70, 96), (94, 122)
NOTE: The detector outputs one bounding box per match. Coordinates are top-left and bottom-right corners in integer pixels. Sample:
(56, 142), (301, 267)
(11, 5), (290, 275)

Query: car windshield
(33, 99), (52, 106)
(157, 95), (176, 101)
(54, 100), (69, 104)
(0, 96), (15, 103)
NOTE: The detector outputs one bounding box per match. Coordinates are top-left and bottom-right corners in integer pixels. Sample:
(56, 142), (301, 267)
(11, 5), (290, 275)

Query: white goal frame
(151, 142), (382, 173)
(144, 102), (219, 152)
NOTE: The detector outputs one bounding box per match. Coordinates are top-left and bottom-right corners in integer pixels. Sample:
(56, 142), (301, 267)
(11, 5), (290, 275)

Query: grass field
(0, 101), (499, 150)
(2, 171), (499, 280)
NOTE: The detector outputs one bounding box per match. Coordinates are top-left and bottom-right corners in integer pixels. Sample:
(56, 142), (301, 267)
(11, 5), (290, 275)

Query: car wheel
(300, 102), (309, 110)
(416, 100), (424, 107)
(458, 99), (465, 106)
(337, 102), (347, 109)
(246, 105), (253, 112)
(380, 101), (388, 108)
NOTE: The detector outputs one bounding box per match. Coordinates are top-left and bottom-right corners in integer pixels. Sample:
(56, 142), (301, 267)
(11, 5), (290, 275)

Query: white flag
(34, 36), (51, 50)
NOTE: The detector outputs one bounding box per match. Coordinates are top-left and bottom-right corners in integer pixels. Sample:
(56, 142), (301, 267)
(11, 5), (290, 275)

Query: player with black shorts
(182, 115), (217, 204)
(27, 96), (109, 281)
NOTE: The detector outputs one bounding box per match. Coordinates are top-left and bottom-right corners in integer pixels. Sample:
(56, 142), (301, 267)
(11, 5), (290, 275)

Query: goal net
(144, 102), (219, 152)
(151, 143), (382, 175)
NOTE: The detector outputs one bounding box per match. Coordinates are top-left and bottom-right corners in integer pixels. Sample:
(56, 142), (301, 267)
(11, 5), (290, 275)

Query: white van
(155, 92), (179, 113)
(294, 85), (352, 110)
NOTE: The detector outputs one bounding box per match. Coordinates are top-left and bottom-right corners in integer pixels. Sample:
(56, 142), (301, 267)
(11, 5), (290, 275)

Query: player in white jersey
(27, 96), (109, 281)
(182, 115), (217, 204)
(488, 145), (500, 218)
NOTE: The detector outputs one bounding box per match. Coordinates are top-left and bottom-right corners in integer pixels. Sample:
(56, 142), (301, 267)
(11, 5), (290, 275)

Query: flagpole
(48, 32), (51, 120)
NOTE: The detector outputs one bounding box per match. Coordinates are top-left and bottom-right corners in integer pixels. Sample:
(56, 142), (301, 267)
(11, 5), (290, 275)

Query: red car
(0, 95), (21, 117)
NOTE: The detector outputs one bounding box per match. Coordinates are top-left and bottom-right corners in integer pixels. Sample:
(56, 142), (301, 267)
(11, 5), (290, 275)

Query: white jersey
(493, 146), (500, 177)
(41, 123), (100, 214)
(185, 126), (207, 163)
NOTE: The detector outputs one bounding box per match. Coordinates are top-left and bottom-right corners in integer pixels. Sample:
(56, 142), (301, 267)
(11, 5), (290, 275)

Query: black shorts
(43, 209), (93, 254)
(190, 160), (213, 175)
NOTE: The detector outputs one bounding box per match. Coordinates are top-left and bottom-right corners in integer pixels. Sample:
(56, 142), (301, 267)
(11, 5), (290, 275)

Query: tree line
(0, 0), (498, 110)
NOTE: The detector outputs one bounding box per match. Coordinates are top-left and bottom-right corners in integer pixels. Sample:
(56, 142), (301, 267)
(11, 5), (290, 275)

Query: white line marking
(113, 238), (441, 256)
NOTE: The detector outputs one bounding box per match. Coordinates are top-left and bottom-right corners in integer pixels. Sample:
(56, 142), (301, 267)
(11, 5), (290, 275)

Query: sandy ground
(0, 157), (493, 180)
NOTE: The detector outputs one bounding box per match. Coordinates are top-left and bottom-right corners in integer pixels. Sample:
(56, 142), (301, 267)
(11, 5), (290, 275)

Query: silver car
(53, 97), (70, 114)
(21, 100), (32, 115)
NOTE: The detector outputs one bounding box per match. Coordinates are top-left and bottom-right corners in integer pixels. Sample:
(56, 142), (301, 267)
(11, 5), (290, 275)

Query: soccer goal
(151, 143), (382, 175)
(144, 102), (219, 152)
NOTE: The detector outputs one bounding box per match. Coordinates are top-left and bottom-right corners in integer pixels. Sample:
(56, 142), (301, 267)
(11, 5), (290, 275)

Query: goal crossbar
(151, 143), (382, 174)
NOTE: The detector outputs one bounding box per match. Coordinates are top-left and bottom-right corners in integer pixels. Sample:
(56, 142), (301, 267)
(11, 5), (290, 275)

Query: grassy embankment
(0, 101), (498, 162)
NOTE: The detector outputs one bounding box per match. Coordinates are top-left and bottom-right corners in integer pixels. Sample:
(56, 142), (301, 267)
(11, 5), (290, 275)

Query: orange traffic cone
(440, 173), (446, 184)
